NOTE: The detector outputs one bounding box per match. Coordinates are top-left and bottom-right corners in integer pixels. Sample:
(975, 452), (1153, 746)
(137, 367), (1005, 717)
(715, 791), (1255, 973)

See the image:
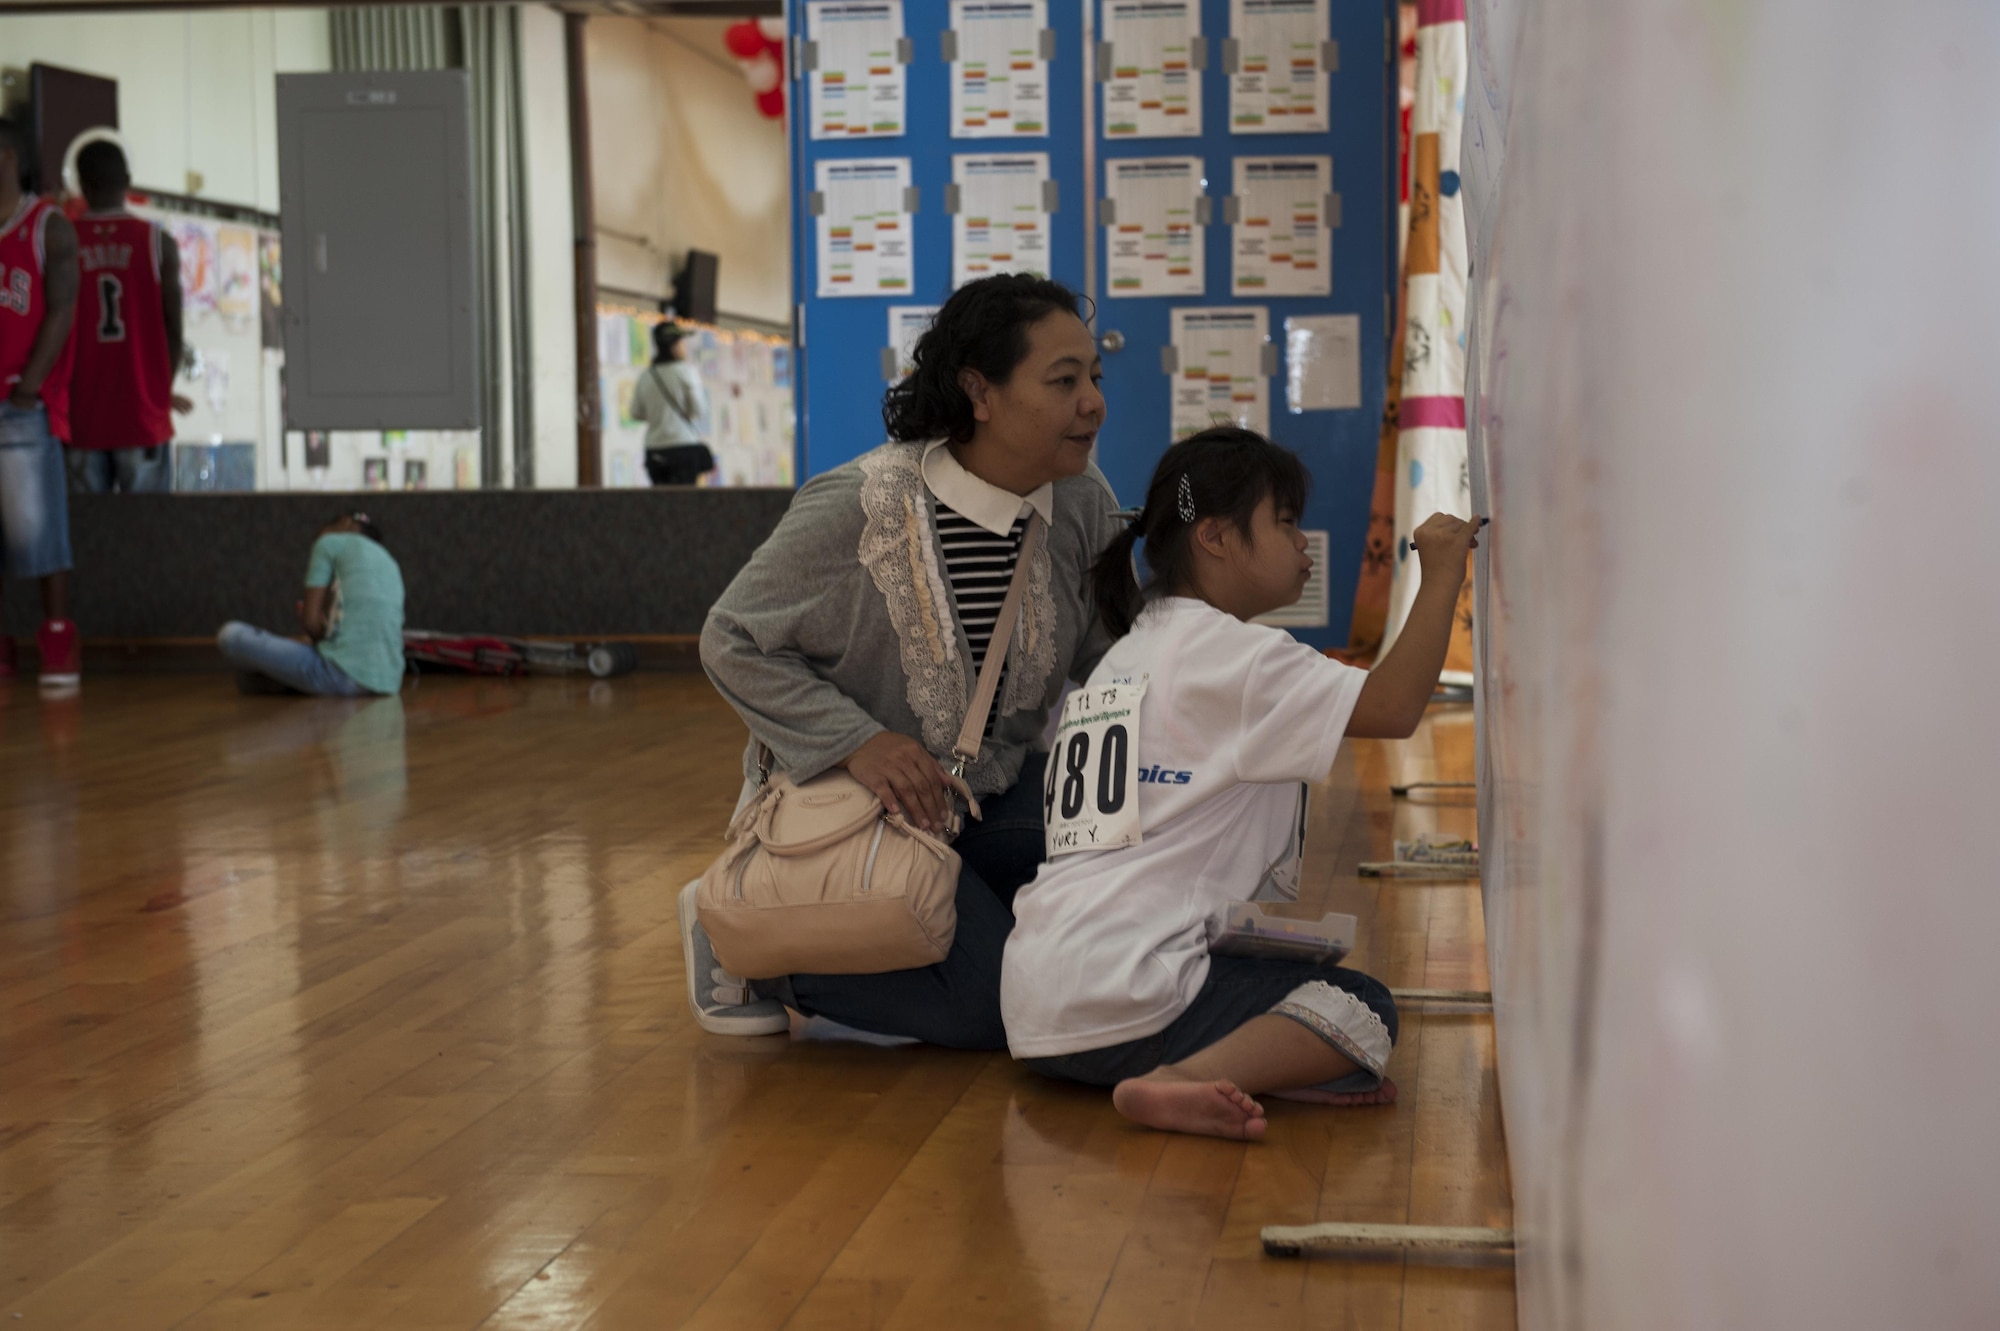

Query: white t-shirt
(1001, 597), (1367, 1058)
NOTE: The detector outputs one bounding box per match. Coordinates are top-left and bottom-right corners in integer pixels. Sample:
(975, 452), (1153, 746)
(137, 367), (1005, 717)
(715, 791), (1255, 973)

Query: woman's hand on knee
(839, 732), (954, 833)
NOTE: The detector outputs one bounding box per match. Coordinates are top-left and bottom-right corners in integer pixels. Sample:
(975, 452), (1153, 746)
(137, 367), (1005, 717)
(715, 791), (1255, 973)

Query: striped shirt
(936, 503), (1027, 718)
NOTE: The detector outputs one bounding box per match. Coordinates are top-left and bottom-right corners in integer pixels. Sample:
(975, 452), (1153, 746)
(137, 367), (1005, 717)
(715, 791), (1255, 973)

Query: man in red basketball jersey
(68, 141), (182, 494)
(0, 117), (81, 685)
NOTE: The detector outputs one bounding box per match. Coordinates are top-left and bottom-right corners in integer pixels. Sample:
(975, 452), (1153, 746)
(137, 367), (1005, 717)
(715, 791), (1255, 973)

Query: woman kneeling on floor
(694, 274), (1123, 1047)
(1000, 429), (1483, 1139)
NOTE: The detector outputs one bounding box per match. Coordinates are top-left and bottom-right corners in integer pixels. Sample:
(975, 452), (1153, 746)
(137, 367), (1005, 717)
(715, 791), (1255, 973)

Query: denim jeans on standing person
(0, 401), (72, 579)
(67, 446), (170, 494)
(755, 750), (1050, 1050)
(216, 621), (372, 697)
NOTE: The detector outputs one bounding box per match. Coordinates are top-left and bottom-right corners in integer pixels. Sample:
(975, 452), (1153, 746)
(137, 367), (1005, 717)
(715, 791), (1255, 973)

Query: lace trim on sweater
(858, 445), (966, 756)
(858, 442), (1063, 761)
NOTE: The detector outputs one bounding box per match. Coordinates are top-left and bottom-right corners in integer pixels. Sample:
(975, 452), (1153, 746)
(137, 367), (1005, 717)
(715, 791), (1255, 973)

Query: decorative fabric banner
(1347, 0), (1473, 677)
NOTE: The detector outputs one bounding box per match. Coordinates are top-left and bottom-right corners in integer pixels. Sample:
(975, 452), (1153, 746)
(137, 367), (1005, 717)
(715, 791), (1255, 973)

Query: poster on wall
(216, 227), (256, 322)
(951, 153), (1052, 289)
(808, 0), (908, 139)
(173, 221), (218, 314)
(1101, 0), (1202, 138)
(814, 157), (915, 296)
(1169, 305), (1269, 437)
(1104, 156), (1206, 296)
(1228, 0), (1330, 133)
(1284, 312), (1361, 411)
(1231, 155), (1332, 295)
(886, 305), (939, 379)
(257, 233), (283, 350)
(948, 0), (1050, 137)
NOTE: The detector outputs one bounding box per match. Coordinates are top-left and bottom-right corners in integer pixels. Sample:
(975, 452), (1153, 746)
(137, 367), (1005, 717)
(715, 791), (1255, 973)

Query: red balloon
(723, 20), (766, 58)
(756, 87), (786, 119)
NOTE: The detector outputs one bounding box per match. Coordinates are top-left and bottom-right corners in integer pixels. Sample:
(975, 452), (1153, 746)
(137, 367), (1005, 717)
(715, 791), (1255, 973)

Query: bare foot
(1112, 1072), (1269, 1141)
(1269, 1075), (1399, 1107)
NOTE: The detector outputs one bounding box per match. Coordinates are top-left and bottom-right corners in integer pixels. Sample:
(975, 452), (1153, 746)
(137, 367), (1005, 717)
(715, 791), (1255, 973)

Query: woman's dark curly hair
(882, 274), (1087, 444)
(1091, 427), (1309, 638)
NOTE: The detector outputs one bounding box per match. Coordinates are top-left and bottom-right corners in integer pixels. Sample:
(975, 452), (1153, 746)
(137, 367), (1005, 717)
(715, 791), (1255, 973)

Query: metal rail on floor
(1262, 1223), (1516, 1259)
(1388, 988), (1493, 1006)
(1388, 780), (1477, 797)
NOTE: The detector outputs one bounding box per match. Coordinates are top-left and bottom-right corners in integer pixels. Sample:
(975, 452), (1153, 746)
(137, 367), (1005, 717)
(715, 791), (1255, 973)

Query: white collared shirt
(921, 440), (1054, 536)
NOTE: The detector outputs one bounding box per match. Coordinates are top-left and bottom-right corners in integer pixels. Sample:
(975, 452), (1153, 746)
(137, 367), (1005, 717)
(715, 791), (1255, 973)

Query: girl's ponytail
(1090, 520), (1146, 638)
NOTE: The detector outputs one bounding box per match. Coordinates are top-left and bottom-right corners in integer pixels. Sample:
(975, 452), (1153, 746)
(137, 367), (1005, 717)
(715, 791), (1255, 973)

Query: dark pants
(644, 444), (715, 485)
(756, 752), (1048, 1050)
(1021, 956), (1399, 1086)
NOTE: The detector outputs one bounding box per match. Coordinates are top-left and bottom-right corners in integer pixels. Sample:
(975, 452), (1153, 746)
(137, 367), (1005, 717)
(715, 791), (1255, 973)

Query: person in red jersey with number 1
(68, 141), (184, 494)
(0, 117), (81, 685)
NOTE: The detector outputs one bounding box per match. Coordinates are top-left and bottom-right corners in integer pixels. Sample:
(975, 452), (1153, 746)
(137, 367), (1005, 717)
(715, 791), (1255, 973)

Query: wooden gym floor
(0, 673), (1512, 1329)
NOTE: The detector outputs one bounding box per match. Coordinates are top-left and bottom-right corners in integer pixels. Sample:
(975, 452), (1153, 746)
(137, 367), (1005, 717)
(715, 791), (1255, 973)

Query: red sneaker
(0, 635), (15, 679)
(37, 619), (80, 687)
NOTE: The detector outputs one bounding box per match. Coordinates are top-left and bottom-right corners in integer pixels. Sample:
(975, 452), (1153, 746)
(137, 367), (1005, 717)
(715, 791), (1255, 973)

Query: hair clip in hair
(1176, 473), (1196, 523)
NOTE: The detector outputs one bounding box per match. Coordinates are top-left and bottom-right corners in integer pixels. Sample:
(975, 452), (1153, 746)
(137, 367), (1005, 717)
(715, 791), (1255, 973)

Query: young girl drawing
(1000, 427), (1484, 1139)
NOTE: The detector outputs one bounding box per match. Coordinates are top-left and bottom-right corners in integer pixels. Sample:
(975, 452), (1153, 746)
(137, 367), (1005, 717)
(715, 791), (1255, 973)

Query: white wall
(520, 3), (580, 488)
(584, 15), (790, 325)
(1466, 0), (2000, 1327)
(0, 9), (331, 213)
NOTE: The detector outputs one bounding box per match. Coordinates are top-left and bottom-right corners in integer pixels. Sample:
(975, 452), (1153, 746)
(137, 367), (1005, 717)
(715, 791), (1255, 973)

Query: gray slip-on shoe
(679, 880), (790, 1036)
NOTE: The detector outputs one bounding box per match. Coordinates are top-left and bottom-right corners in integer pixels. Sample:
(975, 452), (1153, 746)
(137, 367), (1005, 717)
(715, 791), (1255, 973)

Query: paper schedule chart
(1228, 0), (1330, 133)
(1231, 156), (1333, 295)
(808, 1), (908, 139)
(952, 154), (1053, 288)
(950, 0), (1050, 137)
(1104, 157), (1207, 297)
(886, 305), (940, 379)
(814, 158), (914, 297)
(1170, 306), (1271, 438)
(1102, 0), (1203, 138)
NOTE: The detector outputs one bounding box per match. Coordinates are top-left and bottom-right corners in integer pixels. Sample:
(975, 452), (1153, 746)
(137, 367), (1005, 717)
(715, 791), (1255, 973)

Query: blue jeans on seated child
(1021, 956), (1399, 1087)
(217, 621), (372, 697)
(753, 751), (1051, 1051)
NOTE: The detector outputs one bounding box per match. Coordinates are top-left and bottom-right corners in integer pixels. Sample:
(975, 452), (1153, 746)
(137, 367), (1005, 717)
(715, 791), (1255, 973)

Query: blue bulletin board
(788, 0), (1394, 649)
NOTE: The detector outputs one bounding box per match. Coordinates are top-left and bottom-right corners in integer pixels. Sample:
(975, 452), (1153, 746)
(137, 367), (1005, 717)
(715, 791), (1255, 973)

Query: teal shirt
(306, 533), (406, 695)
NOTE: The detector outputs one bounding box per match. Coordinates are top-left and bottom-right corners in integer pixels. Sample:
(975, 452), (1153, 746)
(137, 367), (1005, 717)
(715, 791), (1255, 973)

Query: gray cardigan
(701, 441), (1123, 797)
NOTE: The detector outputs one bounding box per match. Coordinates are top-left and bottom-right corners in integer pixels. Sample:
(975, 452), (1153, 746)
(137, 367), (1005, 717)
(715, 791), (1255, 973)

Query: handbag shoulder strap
(752, 508), (1046, 785)
(951, 509), (1046, 776)
(651, 365), (698, 430)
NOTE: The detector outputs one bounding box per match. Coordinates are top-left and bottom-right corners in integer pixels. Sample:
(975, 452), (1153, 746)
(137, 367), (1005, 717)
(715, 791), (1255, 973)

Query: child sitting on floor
(1000, 427), (1483, 1140)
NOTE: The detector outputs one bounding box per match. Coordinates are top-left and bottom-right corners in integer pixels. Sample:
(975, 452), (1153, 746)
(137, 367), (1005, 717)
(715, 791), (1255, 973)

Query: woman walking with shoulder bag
(691, 274), (1121, 1047)
(629, 323), (715, 485)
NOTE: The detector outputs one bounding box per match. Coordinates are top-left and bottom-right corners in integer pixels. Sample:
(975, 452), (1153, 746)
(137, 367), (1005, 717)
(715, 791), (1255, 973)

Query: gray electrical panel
(276, 71), (480, 430)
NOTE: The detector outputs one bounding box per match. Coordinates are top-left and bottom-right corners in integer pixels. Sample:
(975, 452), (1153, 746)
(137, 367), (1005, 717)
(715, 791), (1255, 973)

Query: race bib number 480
(1044, 678), (1147, 858)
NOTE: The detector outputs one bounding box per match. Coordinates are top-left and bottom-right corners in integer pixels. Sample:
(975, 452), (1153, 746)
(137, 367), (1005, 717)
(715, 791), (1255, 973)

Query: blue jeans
(67, 446), (170, 494)
(1022, 957), (1399, 1086)
(217, 621), (372, 696)
(755, 751), (1051, 1051)
(0, 401), (72, 579)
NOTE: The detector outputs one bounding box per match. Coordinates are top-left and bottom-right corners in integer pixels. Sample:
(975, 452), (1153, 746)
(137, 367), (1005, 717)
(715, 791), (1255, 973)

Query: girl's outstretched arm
(1345, 514), (1485, 738)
